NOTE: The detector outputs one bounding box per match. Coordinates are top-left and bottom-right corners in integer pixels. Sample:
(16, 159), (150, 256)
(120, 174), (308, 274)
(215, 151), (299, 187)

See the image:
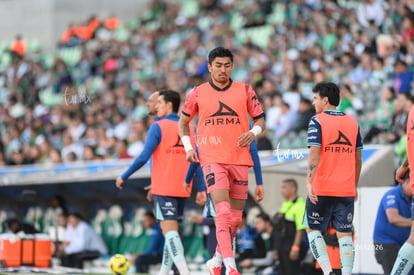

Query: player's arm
(355, 151), (362, 188)
(194, 164), (207, 206)
(184, 162), (205, 192)
(355, 126), (363, 188)
(184, 153), (206, 205)
(115, 124), (161, 189)
(250, 250), (274, 267)
(306, 117), (322, 204)
(185, 162), (198, 185)
(290, 229), (305, 261)
(239, 85), (266, 147)
(250, 141), (264, 202)
(396, 157), (409, 183)
(385, 208), (412, 227)
(306, 146), (320, 204)
(238, 117), (265, 147)
(179, 89), (199, 162)
(291, 203), (306, 260)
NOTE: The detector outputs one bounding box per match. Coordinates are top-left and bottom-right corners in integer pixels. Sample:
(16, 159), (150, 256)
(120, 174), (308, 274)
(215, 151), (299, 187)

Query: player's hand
(115, 176), (124, 190)
(144, 185), (153, 202)
(239, 259), (252, 268)
(238, 132), (255, 147)
(196, 191), (207, 206)
(354, 189), (358, 202)
(184, 182), (191, 194)
(255, 185), (264, 202)
(192, 214), (203, 224)
(307, 183), (318, 204)
(186, 149), (199, 163)
(396, 165), (408, 183)
(289, 249), (299, 261)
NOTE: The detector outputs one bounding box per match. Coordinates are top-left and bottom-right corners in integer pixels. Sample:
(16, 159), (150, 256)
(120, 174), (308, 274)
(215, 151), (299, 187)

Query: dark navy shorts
(303, 196), (354, 233)
(411, 197), (414, 221)
(153, 195), (186, 221)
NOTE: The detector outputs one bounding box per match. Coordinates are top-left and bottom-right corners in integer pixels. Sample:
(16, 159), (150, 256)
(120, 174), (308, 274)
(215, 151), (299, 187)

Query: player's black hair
(256, 212), (271, 223)
(402, 169), (410, 182)
(208, 47), (233, 64)
(313, 82), (340, 106)
(159, 89), (181, 113)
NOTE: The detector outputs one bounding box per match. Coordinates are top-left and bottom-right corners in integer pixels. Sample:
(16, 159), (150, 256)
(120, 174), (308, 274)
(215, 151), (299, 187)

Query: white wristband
(249, 125), (262, 136)
(181, 136), (193, 153)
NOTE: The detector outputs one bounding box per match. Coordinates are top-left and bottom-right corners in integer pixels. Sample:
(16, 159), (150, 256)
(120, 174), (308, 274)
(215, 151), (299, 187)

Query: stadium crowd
(0, 0), (414, 166)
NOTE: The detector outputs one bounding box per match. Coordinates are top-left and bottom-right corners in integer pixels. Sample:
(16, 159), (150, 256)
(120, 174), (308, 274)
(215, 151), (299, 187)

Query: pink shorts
(202, 163), (249, 200)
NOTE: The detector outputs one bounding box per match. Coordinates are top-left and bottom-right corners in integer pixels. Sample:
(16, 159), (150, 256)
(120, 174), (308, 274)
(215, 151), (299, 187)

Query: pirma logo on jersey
(166, 136), (185, 154)
(324, 130), (353, 153)
(204, 101), (240, 126)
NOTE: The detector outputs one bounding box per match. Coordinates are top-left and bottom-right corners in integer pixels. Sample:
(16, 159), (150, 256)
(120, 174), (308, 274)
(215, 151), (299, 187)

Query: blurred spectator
(393, 59), (413, 94)
(273, 102), (297, 139)
(61, 135), (83, 163)
(238, 213), (276, 274)
(401, 17), (414, 53)
(66, 151), (78, 163)
(356, 0), (385, 28)
(7, 149), (31, 166)
(58, 212), (108, 269)
(373, 175), (414, 275)
(367, 56), (386, 88)
(265, 92), (282, 135)
(10, 34), (27, 58)
(382, 93), (413, 143)
(104, 16), (119, 30)
(47, 147), (63, 164)
(338, 84), (364, 118)
(235, 212), (266, 266)
(83, 145), (97, 161)
(289, 97), (315, 134)
(115, 139), (132, 159)
(51, 195), (68, 215)
(127, 131), (144, 158)
(346, 51), (373, 86)
(5, 218), (38, 234)
(132, 212), (164, 274)
(363, 86), (396, 143)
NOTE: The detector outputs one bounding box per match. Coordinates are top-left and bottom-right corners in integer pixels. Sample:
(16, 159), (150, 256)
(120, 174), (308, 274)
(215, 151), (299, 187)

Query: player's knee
(215, 201), (231, 225)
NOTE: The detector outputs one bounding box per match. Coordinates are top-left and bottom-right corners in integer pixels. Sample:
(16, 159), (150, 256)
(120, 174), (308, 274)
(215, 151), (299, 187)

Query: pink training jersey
(182, 80), (264, 166)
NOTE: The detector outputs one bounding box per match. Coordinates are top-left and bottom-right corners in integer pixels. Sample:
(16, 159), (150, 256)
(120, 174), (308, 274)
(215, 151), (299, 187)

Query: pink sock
(214, 201), (233, 258)
(230, 209), (243, 239)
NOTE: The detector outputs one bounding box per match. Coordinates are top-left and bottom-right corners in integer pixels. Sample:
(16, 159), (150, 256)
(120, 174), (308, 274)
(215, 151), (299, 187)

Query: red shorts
(202, 163), (249, 200)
